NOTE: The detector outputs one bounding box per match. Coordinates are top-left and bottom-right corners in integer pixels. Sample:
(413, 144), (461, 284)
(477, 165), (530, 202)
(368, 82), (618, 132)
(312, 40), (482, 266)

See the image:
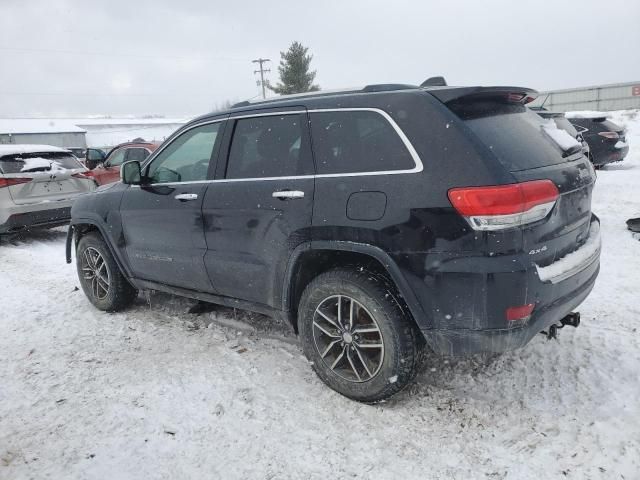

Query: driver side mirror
(85, 148), (106, 170)
(121, 161), (142, 185)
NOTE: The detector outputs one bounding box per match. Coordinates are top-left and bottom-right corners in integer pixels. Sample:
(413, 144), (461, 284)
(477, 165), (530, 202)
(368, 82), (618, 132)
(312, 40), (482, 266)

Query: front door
(120, 120), (225, 292)
(202, 110), (315, 307)
(92, 147), (126, 185)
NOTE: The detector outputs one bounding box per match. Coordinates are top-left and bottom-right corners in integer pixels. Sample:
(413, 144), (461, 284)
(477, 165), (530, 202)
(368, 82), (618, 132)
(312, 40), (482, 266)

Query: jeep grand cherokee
(66, 83), (600, 402)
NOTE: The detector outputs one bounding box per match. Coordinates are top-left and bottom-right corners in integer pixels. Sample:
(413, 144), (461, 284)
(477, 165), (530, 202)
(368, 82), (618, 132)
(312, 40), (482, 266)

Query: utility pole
(252, 58), (271, 99)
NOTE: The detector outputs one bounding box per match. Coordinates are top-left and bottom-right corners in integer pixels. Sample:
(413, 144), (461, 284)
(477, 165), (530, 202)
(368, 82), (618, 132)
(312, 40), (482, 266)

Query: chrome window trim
(308, 108), (423, 177)
(229, 110), (305, 120)
(134, 107), (423, 187)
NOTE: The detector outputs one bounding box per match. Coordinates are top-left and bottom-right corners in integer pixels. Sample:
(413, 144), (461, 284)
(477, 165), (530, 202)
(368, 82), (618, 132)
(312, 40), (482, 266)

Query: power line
(252, 58), (271, 99)
(0, 91), (223, 98)
(0, 46), (248, 62)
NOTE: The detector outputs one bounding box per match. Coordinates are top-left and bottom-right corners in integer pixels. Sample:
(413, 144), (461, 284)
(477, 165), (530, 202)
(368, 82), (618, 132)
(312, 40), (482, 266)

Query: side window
(146, 122), (221, 184)
(309, 110), (415, 174)
(125, 148), (150, 162)
(225, 113), (310, 179)
(106, 148), (127, 167)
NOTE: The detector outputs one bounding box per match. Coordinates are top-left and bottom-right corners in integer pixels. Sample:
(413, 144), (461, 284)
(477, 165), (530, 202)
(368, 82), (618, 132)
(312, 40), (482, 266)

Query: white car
(0, 144), (96, 234)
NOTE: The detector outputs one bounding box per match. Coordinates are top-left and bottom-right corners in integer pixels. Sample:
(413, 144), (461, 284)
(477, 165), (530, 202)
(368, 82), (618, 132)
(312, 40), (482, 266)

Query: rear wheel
(298, 268), (420, 402)
(76, 232), (137, 311)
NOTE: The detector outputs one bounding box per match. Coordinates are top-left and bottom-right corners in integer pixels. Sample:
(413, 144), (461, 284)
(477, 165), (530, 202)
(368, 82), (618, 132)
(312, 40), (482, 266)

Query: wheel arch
(67, 218), (132, 280)
(282, 241), (430, 333)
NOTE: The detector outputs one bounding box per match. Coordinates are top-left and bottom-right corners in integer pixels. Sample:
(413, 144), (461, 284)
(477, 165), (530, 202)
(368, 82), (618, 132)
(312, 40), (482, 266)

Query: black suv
(67, 84), (601, 402)
(569, 115), (629, 167)
(531, 109), (591, 160)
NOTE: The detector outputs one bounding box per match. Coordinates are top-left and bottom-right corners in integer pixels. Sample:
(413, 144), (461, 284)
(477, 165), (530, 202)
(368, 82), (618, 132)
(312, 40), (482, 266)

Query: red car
(85, 141), (160, 185)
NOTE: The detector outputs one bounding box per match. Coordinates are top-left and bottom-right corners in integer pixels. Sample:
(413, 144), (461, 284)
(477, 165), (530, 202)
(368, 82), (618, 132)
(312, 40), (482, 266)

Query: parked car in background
(85, 141), (160, 185)
(0, 145), (96, 234)
(567, 114), (629, 168)
(67, 83), (600, 402)
(531, 109), (591, 160)
(68, 148), (87, 161)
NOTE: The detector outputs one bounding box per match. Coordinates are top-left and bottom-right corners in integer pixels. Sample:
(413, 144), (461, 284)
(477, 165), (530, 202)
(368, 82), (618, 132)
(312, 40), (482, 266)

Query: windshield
(453, 102), (578, 171)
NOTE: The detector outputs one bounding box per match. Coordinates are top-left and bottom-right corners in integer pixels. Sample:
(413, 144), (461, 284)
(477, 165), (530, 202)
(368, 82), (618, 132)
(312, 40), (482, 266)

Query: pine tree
(268, 41), (319, 95)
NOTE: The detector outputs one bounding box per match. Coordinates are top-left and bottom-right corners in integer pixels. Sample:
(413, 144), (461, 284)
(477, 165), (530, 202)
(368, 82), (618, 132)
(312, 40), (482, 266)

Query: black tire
(76, 232), (137, 311)
(298, 268), (420, 402)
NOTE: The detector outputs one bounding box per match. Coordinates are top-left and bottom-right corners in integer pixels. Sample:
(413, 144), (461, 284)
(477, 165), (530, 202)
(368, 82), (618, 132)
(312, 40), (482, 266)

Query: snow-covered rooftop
(72, 117), (188, 126)
(0, 144), (69, 156)
(565, 111), (610, 119)
(0, 117), (190, 148)
(0, 119), (86, 134)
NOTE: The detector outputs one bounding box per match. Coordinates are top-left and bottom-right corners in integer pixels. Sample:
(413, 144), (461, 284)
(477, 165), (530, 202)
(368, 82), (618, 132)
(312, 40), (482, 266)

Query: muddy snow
(1, 111), (639, 479)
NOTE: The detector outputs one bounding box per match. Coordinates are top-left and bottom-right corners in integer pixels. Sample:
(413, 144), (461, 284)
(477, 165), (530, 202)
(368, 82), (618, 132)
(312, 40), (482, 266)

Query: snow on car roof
(72, 117), (187, 126)
(565, 111), (610, 119)
(0, 144), (70, 156)
(0, 119), (86, 134)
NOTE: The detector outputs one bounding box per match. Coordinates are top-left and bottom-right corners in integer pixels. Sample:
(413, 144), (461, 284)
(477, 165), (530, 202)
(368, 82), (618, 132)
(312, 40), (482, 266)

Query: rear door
(120, 120), (225, 292)
(201, 109), (315, 307)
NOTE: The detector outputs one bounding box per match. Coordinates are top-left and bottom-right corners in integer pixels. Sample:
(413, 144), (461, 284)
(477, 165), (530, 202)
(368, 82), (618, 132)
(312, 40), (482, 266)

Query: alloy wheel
(312, 295), (385, 382)
(81, 247), (111, 300)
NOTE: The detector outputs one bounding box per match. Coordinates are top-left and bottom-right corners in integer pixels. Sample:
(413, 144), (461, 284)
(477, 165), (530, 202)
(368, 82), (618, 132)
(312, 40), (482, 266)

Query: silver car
(0, 144), (96, 234)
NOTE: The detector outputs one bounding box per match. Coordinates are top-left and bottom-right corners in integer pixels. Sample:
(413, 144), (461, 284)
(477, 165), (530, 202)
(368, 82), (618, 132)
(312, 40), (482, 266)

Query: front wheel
(76, 232), (137, 311)
(298, 268), (420, 402)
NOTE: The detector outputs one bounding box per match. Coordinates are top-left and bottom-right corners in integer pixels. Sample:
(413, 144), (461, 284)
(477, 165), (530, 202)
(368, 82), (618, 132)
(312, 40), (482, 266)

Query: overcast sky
(1, 0), (639, 118)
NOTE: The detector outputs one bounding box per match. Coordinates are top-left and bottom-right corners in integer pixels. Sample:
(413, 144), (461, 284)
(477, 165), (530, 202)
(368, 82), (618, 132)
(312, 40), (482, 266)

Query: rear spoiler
(425, 86), (538, 105)
(532, 110), (565, 119)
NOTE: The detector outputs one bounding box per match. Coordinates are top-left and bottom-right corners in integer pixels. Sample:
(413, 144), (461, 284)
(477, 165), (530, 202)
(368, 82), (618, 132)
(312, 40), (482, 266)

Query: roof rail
(361, 83), (418, 92)
(230, 84), (421, 109)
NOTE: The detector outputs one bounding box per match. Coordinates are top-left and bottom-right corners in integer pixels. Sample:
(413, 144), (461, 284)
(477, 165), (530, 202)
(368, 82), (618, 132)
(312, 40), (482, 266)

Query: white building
(0, 117), (188, 153)
(0, 119), (87, 151)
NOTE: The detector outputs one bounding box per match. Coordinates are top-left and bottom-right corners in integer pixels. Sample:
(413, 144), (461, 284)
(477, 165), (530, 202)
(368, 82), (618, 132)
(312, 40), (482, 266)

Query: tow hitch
(541, 312), (581, 340)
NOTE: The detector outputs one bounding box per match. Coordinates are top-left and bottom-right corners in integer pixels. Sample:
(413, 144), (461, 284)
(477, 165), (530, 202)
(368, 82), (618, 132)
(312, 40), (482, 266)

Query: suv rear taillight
(598, 131), (619, 139)
(0, 177), (32, 188)
(448, 180), (559, 231)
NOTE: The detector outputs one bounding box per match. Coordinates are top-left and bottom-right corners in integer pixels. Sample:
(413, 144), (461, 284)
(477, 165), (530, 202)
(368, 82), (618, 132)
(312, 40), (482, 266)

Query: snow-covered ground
(1, 111), (639, 480)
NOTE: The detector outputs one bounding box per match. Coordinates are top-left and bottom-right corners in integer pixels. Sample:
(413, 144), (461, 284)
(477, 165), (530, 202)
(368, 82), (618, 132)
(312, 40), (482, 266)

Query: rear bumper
(415, 216), (601, 355)
(0, 201), (72, 233)
(427, 263), (598, 355)
(592, 144), (629, 166)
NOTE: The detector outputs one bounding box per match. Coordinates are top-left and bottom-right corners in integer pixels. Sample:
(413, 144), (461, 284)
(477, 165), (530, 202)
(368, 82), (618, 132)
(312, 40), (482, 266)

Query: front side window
(226, 113), (309, 179)
(146, 122), (221, 184)
(125, 148), (150, 162)
(106, 148), (127, 167)
(309, 110), (415, 175)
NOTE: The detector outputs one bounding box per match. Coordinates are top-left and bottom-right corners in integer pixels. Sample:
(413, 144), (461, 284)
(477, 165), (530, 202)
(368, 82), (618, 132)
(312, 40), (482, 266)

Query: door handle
(272, 190), (304, 200)
(175, 193), (198, 201)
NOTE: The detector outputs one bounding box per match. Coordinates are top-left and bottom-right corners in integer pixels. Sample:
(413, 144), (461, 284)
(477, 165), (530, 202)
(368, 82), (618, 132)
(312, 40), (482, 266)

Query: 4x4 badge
(529, 245), (548, 255)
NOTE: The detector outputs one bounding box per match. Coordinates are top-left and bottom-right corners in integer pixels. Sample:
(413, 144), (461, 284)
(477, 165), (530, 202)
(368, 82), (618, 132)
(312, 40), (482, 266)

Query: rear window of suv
(599, 119), (623, 133)
(309, 110), (415, 174)
(553, 117), (579, 137)
(452, 102), (576, 172)
(0, 152), (83, 174)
